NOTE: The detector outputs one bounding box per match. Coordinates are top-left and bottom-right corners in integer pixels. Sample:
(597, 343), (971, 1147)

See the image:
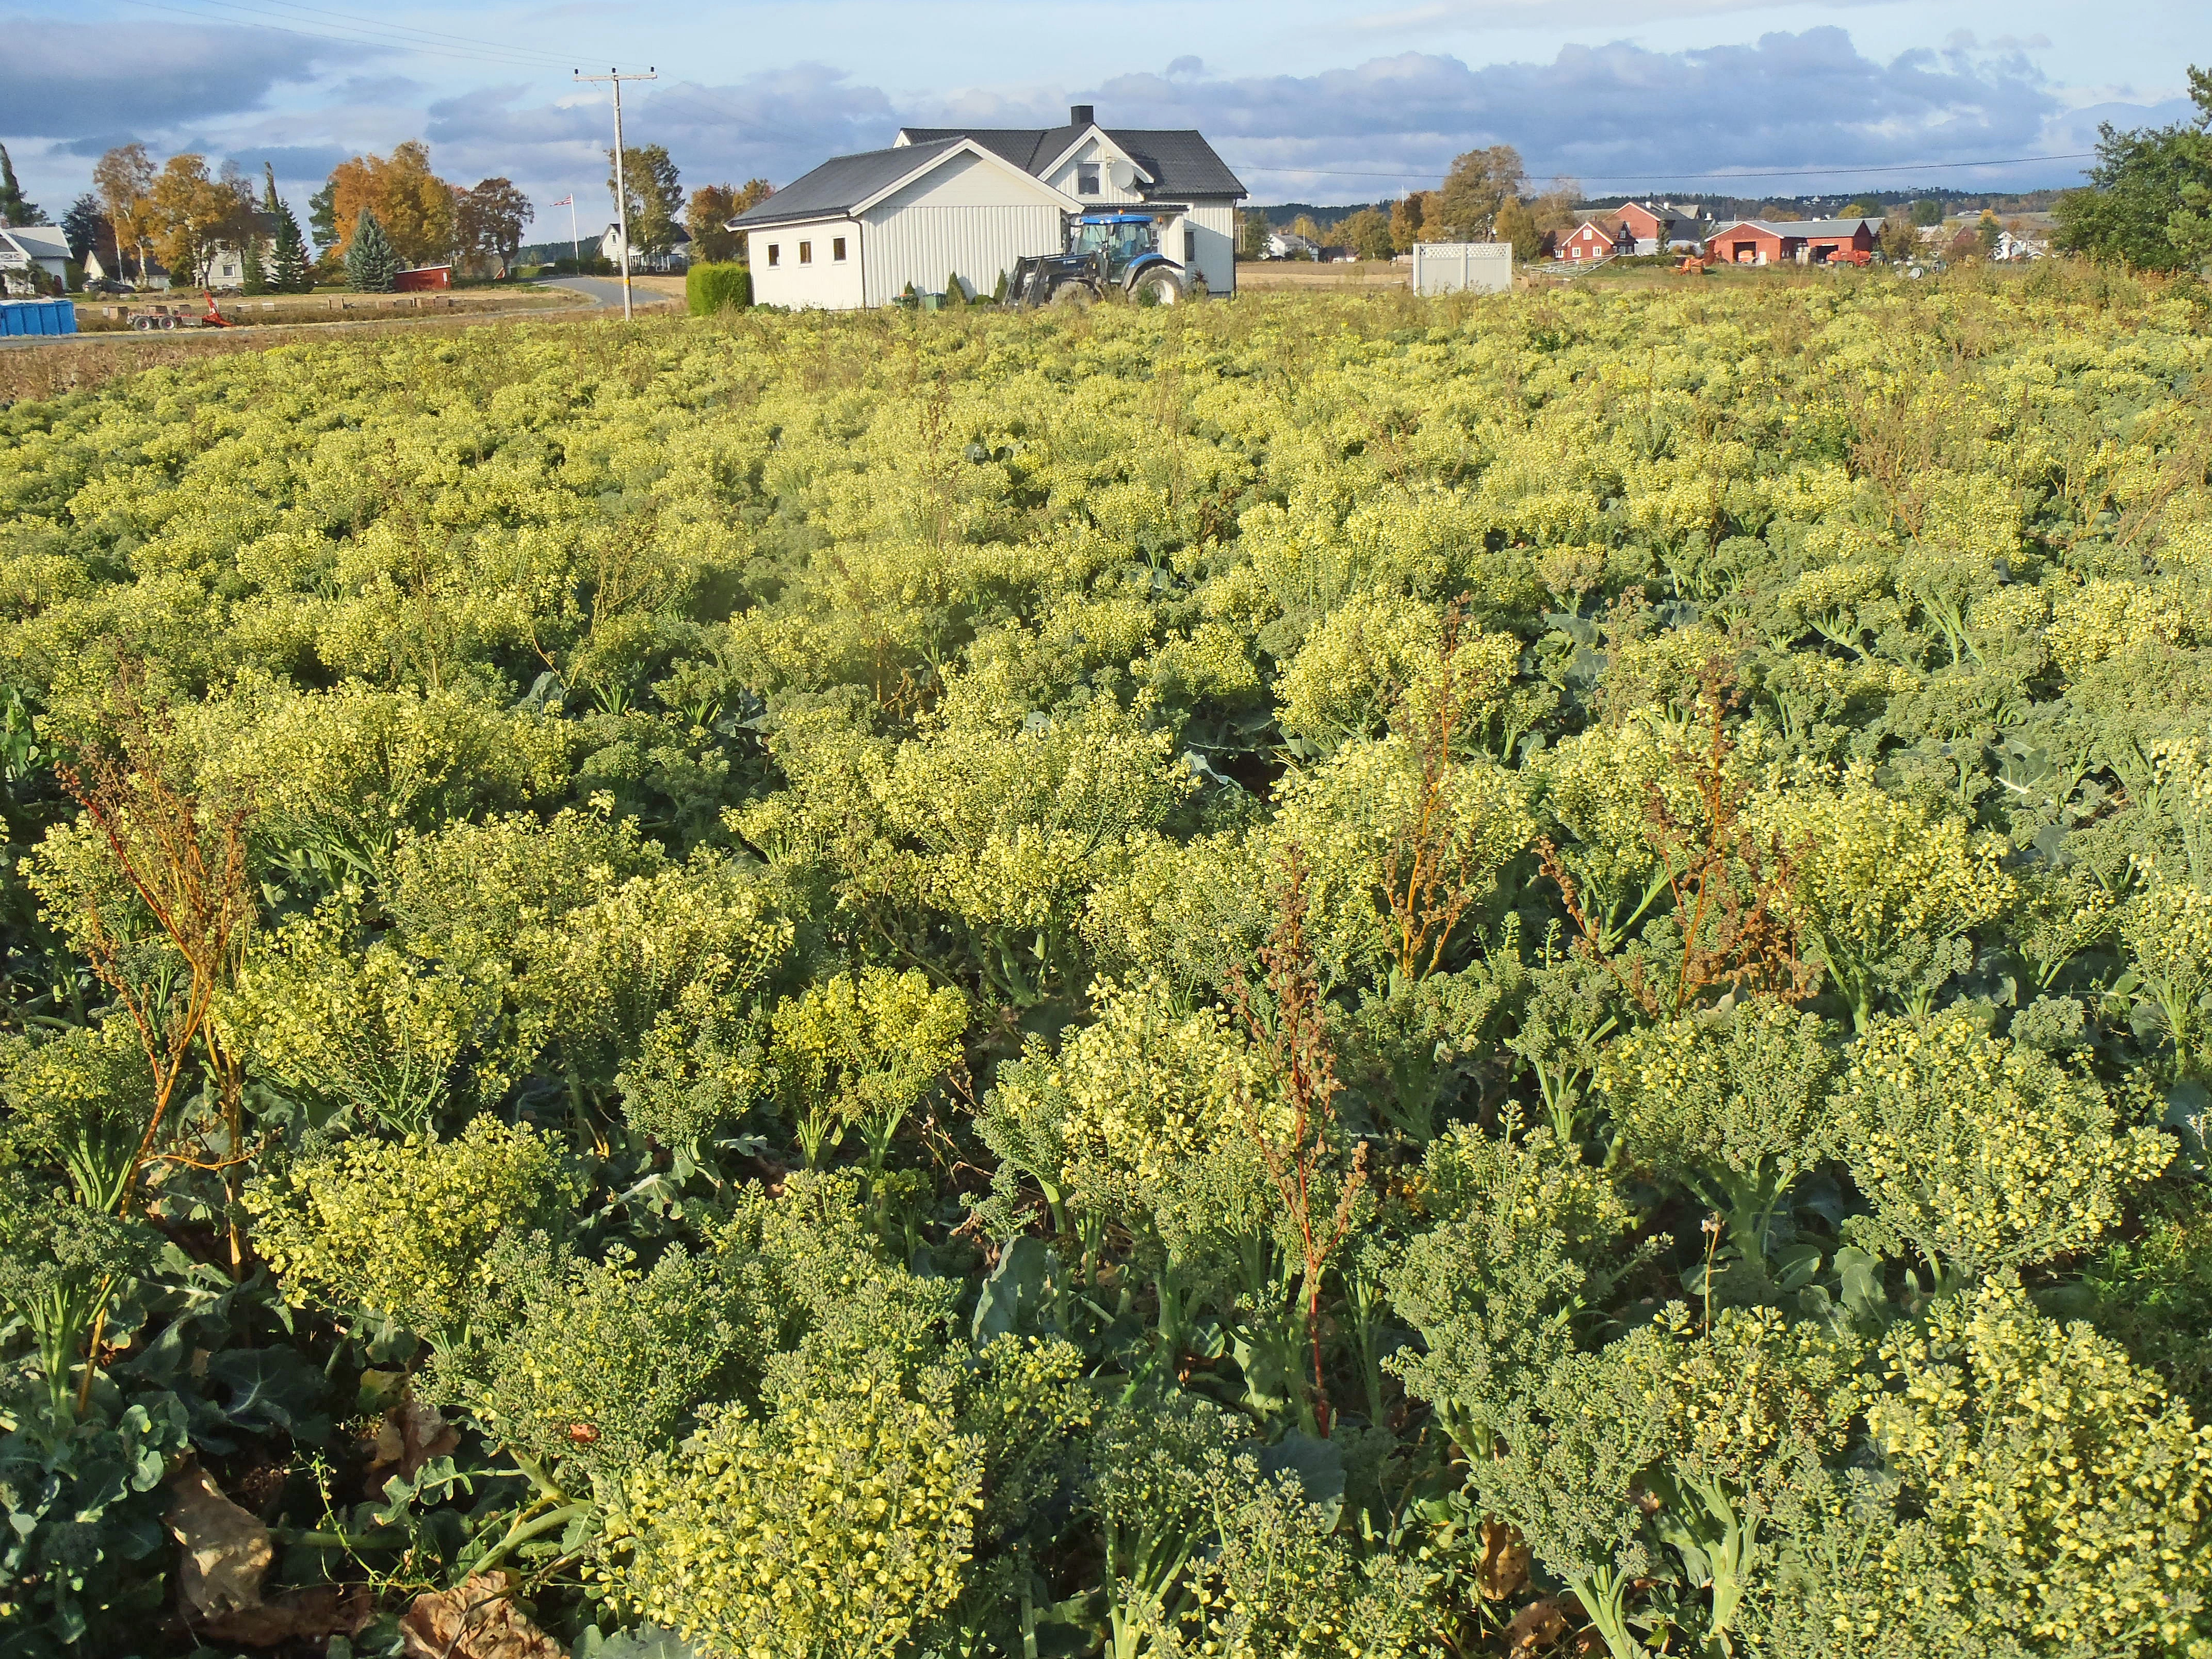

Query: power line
(222, 0), (591, 67)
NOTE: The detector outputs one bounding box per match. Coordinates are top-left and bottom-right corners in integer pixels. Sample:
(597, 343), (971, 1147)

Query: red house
(1559, 218), (1630, 263)
(1615, 201), (1704, 253)
(1705, 218), (1881, 266)
(394, 265), (453, 291)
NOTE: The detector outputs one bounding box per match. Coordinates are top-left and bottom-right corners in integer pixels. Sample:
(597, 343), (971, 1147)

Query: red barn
(1705, 217), (1880, 266)
(1615, 201), (1704, 253)
(394, 265), (453, 291)
(1559, 218), (1630, 263)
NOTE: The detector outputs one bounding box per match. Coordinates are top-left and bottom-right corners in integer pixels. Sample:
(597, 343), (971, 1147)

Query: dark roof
(1709, 217), (1882, 239)
(896, 123), (1246, 199)
(730, 138), (971, 229)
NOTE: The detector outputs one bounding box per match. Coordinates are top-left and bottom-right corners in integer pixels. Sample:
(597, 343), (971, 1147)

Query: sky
(2, 0), (2203, 233)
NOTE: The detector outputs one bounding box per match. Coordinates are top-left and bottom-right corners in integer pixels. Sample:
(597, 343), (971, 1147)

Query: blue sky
(2, 0), (2202, 230)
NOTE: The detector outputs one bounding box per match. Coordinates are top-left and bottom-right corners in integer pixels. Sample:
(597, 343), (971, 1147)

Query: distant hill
(1249, 188), (2068, 228)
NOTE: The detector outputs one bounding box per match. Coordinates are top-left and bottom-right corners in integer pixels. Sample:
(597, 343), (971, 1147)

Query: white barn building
(733, 106), (1246, 310)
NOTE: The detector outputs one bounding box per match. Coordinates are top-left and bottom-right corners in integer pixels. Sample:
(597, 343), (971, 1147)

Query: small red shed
(394, 265), (453, 291)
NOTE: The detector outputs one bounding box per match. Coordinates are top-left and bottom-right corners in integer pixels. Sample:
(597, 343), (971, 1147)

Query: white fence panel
(1411, 242), (1513, 296)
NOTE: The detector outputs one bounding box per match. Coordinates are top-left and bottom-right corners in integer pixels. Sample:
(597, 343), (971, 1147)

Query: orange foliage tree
(326, 140), (457, 268)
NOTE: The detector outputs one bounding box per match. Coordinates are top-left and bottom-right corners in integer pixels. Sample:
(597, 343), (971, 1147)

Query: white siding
(745, 220), (866, 310)
(1184, 201), (1238, 296)
(861, 206), (1062, 305)
(859, 155), (1068, 305)
(1039, 132), (1148, 206)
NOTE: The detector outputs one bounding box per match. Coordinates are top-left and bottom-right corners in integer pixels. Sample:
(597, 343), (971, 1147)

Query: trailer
(128, 290), (233, 331)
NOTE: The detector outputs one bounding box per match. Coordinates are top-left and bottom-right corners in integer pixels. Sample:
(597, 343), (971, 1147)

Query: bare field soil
(1234, 261), (1408, 290)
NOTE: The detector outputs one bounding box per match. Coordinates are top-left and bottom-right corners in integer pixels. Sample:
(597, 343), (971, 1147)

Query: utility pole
(551, 193), (577, 268)
(573, 66), (656, 320)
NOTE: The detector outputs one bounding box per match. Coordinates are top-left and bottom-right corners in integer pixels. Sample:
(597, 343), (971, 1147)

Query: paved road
(538, 276), (679, 312)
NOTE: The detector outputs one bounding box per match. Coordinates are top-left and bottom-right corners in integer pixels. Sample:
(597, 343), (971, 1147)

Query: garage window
(833, 237), (847, 262)
(799, 241), (812, 264)
(767, 243), (780, 267)
(1183, 228), (1196, 264)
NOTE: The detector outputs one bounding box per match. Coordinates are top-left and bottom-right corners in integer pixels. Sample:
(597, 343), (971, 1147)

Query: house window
(1183, 228), (1196, 264)
(832, 237), (847, 262)
(767, 244), (780, 267)
(799, 241), (812, 264)
(1077, 164), (1100, 195)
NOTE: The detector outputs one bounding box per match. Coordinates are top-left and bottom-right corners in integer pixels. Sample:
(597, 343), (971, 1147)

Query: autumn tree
(93, 142), (157, 287)
(1389, 191), (1426, 252)
(148, 154), (255, 286)
(1494, 196), (1542, 259)
(1438, 144), (1524, 239)
(457, 177), (534, 269)
(1337, 205), (1394, 261)
(324, 140), (457, 267)
(684, 180), (769, 262)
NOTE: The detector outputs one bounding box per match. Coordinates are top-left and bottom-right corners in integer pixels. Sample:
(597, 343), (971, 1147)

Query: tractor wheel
(1132, 268), (1184, 306)
(1049, 280), (1096, 310)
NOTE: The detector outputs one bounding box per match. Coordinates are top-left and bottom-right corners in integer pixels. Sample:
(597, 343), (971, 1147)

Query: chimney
(1070, 104), (1094, 127)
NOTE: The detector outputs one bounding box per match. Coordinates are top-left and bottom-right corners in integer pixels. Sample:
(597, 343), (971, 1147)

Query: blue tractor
(1007, 212), (1190, 308)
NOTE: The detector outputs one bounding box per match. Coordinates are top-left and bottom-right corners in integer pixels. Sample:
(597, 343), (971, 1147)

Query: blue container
(0, 299), (79, 336)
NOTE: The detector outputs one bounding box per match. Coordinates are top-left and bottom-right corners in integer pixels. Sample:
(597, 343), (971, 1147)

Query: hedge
(687, 262), (752, 315)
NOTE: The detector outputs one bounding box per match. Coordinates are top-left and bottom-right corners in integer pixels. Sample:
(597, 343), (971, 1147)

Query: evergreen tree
(344, 207), (399, 292)
(308, 179), (338, 252)
(264, 164), (311, 292)
(0, 143), (39, 226)
(241, 237), (267, 295)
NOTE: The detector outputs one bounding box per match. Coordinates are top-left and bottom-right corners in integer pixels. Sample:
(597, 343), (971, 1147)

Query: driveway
(538, 276), (680, 312)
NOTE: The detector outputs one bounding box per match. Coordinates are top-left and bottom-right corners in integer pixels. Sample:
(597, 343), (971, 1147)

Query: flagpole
(568, 197), (578, 268)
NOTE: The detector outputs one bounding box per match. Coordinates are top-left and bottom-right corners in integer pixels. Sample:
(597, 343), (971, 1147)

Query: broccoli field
(2, 266), (2211, 1658)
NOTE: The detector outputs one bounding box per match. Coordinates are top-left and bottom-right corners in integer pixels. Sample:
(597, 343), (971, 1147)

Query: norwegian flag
(550, 195), (573, 206)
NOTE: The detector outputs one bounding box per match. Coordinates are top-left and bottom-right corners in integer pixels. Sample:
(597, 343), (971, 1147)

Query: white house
(84, 246), (170, 290)
(733, 106), (1246, 310)
(0, 224), (71, 295)
(598, 221), (691, 272)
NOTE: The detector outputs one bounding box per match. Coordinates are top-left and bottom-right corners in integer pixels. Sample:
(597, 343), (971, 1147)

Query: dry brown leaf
(400, 1572), (564, 1659)
(165, 1465), (272, 1620)
(372, 1394), (461, 1480)
(1477, 1518), (1533, 1600)
(1502, 1599), (1567, 1651)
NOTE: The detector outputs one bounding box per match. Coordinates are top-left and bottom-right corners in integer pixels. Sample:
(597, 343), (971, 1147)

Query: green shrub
(685, 261), (751, 315)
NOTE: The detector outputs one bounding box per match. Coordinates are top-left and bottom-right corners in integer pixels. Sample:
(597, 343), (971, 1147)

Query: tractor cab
(1070, 214), (1159, 271)
(1006, 210), (1189, 309)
